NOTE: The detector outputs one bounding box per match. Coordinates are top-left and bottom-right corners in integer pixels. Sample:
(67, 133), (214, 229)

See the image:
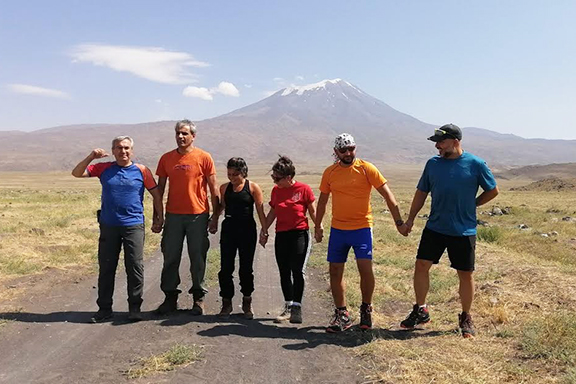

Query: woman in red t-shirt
(260, 156), (318, 324)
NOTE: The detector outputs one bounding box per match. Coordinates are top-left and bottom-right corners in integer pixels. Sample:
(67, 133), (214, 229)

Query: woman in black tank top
(211, 158), (266, 318)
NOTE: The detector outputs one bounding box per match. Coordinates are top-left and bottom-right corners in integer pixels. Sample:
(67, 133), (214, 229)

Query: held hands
(151, 217), (164, 233)
(90, 148), (109, 159)
(208, 216), (219, 234)
(314, 226), (324, 243)
(396, 218), (414, 237)
(259, 229), (269, 248)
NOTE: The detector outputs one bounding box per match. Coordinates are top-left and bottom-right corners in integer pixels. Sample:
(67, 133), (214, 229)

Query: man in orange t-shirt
(154, 119), (220, 316)
(316, 133), (408, 332)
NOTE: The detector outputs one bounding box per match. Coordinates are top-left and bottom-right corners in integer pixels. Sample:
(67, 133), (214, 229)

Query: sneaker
(289, 305), (302, 324)
(400, 304), (431, 329)
(459, 312), (476, 338)
(190, 300), (204, 316)
(274, 304), (291, 323)
(242, 296), (254, 320)
(127, 305), (143, 322)
(360, 303), (373, 330)
(326, 308), (353, 333)
(154, 296), (178, 315)
(91, 309), (113, 323)
(218, 298), (233, 318)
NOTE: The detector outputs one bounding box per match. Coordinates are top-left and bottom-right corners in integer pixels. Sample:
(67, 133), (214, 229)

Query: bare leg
(329, 262), (346, 307)
(457, 270), (474, 313)
(356, 259), (374, 304)
(414, 259), (433, 305)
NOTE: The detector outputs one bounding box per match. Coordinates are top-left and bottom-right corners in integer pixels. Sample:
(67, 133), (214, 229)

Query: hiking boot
(190, 300), (204, 316)
(218, 298), (233, 318)
(289, 305), (302, 324)
(127, 305), (143, 322)
(242, 296), (254, 320)
(154, 296), (177, 315)
(360, 303), (373, 330)
(400, 304), (431, 329)
(91, 308), (113, 323)
(459, 311), (476, 338)
(274, 303), (291, 323)
(326, 308), (353, 333)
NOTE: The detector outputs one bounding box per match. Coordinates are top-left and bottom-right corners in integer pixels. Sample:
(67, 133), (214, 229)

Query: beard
(340, 155), (355, 164)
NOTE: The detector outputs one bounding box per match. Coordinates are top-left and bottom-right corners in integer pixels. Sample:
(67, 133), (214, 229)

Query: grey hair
(174, 119), (197, 135)
(111, 136), (134, 149)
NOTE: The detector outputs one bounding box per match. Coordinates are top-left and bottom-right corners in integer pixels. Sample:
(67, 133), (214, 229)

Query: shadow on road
(0, 310), (172, 325)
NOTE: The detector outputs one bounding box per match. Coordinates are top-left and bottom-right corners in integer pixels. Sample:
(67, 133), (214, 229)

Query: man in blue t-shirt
(72, 136), (163, 323)
(399, 124), (499, 338)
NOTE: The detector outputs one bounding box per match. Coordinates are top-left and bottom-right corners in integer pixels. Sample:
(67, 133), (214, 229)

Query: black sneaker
(326, 309), (353, 333)
(154, 296), (177, 315)
(91, 309), (113, 323)
(400, 304), (430, 329)
(289, 305), (302, 324)
(128, 305), (143, 322)
(459, 312), (476, 338)
(359, 303), (373, 330)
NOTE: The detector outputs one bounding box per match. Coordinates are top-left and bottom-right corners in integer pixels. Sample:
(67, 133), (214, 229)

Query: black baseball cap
(428, 123), (462, 142)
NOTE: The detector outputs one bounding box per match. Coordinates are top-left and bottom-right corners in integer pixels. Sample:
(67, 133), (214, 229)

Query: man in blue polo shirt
(72, 136), (163, 323)
(400, 124), (499, 338)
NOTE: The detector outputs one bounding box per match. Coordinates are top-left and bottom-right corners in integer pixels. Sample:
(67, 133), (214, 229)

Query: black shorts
(416, 227), (476, 271)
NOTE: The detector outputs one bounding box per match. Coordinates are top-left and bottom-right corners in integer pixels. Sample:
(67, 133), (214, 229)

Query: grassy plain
(1, 162), (576, 383)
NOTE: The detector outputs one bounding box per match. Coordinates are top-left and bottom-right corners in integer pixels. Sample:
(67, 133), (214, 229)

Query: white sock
(292, 302), (301, 307)
(419, 304), (427, 309)
(285, 301), (293, 306)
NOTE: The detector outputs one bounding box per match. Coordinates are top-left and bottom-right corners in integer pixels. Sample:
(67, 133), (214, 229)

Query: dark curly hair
(272, 155), (296, 178)
(227, 157), (248, 177)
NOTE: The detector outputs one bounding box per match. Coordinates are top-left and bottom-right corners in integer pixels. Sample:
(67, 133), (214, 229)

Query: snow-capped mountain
(2, 78), (576, 171)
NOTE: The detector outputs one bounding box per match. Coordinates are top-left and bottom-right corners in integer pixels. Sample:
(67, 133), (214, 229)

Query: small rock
(550, 231), (559, 236)
(502, 207), (512, 215)
(382, 209), (390, 214)
(541, 233), (549, 238)
(477, 220), (489, 226)
(489, 297), (498, 305)
(492, 207), (503, 216)
(562, 216), (574, 222)
(518, 224), (529, 229)
(29, 227), (45, 236)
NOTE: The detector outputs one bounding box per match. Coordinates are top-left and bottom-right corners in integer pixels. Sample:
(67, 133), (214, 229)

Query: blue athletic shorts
(327, 227), (373, 263)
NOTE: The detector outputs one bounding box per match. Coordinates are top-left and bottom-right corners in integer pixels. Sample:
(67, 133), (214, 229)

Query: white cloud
(8, 84), (70, 99)
(182, 81), (240, 101)
(244, 84), (252, 88)
(295, 75), (305, 81)
(215, 81), (239, 97)
(182, 86), (213, 101)
(70, 44), (209, 84)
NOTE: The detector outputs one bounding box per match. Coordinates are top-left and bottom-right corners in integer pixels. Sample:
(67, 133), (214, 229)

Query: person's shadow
(159, 313), (448, 350)
(0, 310), (163, 325)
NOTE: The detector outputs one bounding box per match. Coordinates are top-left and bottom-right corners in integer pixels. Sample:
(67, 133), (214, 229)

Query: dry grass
(124, 344), (203, 379)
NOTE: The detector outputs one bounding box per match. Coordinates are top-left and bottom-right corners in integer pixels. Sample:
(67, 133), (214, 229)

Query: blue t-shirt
(417, 152), (497, 236)
(87, 162), (157, 227)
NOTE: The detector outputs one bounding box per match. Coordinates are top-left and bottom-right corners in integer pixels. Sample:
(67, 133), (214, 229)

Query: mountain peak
(280, 78), (360, 96)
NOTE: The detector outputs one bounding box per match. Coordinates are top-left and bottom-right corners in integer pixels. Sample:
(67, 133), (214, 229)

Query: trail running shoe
(400, 304), (430, 329)
(360, 303), (373, 330)
(289, 305), (302, 324)
(459, 312), (476, 338)
(326, 308), (353, 333)
(274, 303), (291, 323)
(90, 309), (113, 323)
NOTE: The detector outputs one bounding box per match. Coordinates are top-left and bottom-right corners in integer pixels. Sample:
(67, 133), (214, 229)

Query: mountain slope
(1, 79), (576, 171)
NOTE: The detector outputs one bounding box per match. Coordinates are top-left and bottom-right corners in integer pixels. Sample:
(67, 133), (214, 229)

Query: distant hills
(2, 79), (576, 171)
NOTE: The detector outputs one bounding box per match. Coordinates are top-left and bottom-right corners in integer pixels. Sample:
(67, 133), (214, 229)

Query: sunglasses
(271, 174), (286, 182)
(434, 128), (456, 139)
(337, 146), (356, 154)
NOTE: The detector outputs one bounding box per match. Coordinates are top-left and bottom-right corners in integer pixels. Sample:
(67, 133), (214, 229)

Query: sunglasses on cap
(433, 128), (457, 140)
(337, 146), (356, 154)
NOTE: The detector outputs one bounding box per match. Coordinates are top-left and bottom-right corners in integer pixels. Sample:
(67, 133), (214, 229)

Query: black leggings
(274, 230), (310, 303)
(218, 219), (257, 299)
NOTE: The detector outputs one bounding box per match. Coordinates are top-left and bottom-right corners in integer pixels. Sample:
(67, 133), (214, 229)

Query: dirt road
(0, 234), (370, 383)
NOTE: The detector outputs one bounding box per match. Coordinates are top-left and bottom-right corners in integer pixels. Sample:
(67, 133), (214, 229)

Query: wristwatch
(395, 219), (405, 226)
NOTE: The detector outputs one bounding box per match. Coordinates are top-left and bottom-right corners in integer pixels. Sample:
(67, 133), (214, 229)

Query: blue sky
(1, 1), (575, 139)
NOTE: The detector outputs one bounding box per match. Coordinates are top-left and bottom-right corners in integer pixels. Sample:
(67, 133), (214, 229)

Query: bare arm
(314, 192), (330, 242)
(405, 189), (429, 232)
(375, 183), (408, 236)
(153, 176), (167, 231)
(148, 186), (164, 233)
(71, 149), (109, 177)
(476, 186), (499, 207)
(259, 207), (276, 248)
(207, 174), (220, 234)
(250, 182), (268, 231)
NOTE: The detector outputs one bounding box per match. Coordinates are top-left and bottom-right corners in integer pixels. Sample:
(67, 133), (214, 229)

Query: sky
(1, 1), (575, 140)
